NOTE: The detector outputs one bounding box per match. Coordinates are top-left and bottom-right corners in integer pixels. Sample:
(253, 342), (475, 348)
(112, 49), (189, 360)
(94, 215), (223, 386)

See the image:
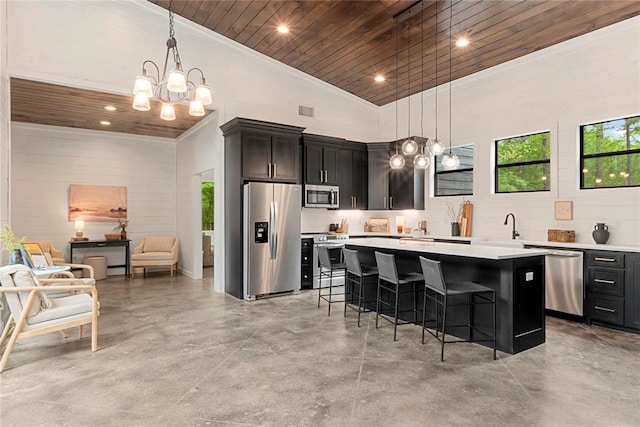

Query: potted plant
(113, 219), (129, 240)
(0, 225), (32, 266)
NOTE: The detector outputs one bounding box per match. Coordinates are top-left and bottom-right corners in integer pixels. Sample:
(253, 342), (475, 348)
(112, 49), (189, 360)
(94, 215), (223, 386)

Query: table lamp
(74, 220), (85, 238)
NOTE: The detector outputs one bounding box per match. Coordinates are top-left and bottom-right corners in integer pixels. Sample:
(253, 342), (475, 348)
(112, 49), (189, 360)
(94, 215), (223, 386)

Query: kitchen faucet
(504, 213), (520, 239)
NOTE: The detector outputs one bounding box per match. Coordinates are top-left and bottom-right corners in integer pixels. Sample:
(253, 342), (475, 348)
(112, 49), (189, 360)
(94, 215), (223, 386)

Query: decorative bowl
(104, 233), (120, 241)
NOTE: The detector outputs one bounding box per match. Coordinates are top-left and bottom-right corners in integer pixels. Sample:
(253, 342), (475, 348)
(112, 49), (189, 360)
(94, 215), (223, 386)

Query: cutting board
(461, 201), (473, 237)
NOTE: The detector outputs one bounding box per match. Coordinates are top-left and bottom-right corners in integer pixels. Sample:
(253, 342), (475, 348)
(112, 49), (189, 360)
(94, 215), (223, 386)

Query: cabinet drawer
(301, 238), (313, 250)
(301, 251), (312, 267)
(588, 295), (624, 326)
(586, 251), (624, 268)
(587, 268), (624, 296)
(301, 267), (313, 289)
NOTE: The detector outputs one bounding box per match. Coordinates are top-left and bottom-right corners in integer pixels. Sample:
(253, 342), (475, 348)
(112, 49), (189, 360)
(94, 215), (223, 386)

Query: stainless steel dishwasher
(545, 249), (584, 316)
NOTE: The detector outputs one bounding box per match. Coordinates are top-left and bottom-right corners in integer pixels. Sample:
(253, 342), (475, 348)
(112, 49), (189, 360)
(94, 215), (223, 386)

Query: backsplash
(301, 208), (428, 234)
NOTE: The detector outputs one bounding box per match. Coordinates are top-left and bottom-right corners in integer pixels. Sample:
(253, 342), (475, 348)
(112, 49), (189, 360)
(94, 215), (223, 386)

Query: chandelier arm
(186, 67), (206, 84)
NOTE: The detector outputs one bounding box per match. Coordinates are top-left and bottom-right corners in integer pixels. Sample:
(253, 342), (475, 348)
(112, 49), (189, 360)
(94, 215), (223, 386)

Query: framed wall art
(554, 200), (573, 220)
(69, 184), (127, 222)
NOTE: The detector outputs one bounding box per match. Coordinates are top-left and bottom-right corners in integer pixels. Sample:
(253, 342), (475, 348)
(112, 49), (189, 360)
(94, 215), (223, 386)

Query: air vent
(298, 105), (314, 118)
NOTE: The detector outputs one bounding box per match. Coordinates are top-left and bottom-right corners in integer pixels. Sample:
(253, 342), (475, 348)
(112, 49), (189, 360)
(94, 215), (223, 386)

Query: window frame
(494, 131), (551, 194)
(434, 144), (474, 197)
(579, 115), (640, 190)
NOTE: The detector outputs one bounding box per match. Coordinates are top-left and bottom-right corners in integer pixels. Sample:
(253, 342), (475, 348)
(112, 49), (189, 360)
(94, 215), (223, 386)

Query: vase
(451, 222), (461, 237)
(120, 230), (127, 240)
(9, 246), (34, 268)
(592, 223), (610, 244)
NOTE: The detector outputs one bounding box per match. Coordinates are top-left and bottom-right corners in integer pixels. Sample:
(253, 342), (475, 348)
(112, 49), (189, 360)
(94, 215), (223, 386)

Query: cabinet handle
(273, 163), (277, 178)
(390, 196), (394, 209)
(594, 278), (615, 285)
(319, 170), (323, 182)
(383, 197), (387, 209)
(594, 306), (615, 313)
(594, 257), (616, 262)
(324, 170), (328, 182)
(353, 196), (356, 208)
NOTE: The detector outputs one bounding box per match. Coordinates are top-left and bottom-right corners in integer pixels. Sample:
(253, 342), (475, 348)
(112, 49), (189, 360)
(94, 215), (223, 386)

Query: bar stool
(374, 251), (424, 341)
(342, 248), (378, 327)
(419, 256), (496, 362)
(316, 245), (347, 316)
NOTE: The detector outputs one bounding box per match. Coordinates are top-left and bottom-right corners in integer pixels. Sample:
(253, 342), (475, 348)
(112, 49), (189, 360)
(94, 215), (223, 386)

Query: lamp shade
(389, 153), (405, 169)
(430, 139), (445, 156)
(195, 85), (213, 105)
(133, 75), (153, 97)
(401, 138), (418, 155)
(160, 103), (176, 121)
(441, 152), (460, 170)
(167, 69), (187, 93)
(132, 93), (151, 111)
(74, 220), (85, 231)
(189, 100), (205, 116)
(414, 153), (430, 169)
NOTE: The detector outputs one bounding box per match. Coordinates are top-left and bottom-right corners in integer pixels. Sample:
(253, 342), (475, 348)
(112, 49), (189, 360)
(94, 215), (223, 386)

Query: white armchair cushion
(142, 236), (176, 253)
(26, 293), (93, 326)
(13, 270), (50, 316)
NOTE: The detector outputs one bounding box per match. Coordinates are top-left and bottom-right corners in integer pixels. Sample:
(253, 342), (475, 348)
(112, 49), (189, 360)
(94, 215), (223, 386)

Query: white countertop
(345, 238), (549, 260)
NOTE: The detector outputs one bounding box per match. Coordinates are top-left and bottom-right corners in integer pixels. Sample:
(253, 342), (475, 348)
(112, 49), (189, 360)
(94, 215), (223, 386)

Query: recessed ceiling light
(104, 105), (117, 111)
(374, 75), (385, 83)
(100, 120), (111, 126)
(277, 25), (289, 34)
(456, 38), (470, 47)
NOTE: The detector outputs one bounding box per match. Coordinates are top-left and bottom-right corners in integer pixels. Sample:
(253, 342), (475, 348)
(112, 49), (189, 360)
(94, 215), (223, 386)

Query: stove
(312, 234), (349, 288)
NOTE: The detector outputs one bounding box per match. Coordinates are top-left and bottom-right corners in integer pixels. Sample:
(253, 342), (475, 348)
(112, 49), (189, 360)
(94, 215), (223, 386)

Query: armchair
(0, 264), (99, 372)
(130, 236), (179, 279)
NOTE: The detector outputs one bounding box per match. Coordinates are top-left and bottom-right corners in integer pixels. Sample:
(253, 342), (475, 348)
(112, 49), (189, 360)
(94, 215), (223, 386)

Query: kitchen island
(345, 238), (549, 354)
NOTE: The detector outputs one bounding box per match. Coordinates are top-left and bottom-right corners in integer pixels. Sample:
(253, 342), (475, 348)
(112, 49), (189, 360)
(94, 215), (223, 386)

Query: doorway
(201, 171), (214, 278)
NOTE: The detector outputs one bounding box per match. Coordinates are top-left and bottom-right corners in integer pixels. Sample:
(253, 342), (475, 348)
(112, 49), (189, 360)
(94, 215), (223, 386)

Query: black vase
(592, 223), (610, 244)
(451, 222), (461, 237)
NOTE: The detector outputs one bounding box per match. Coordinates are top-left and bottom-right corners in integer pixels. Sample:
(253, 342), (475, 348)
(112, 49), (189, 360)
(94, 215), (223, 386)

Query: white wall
(10, 123), (176, 274)
(374, 16), (640, 245)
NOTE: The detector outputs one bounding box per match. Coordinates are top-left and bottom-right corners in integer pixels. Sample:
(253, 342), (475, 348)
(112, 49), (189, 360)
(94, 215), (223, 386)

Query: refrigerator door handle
(269, 200), (275, 259)
(272, 201), (278, 259)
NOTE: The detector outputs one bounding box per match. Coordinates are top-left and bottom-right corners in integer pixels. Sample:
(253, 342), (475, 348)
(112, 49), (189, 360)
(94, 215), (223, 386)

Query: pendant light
(401, 10), (418, 156)
(390, 16), (405, 170)
(430, 0), (445, 157)
(441, 0), (460, 170)
(414, 2), (430, 170)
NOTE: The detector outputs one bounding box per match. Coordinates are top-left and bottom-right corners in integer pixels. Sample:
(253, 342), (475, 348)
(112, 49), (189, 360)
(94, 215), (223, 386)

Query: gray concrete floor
(1, 269), (640, 426)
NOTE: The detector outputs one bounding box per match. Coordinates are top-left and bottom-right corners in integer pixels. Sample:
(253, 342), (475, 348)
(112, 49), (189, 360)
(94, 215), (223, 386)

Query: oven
(312, 234), (348, 288)
(304, 185), (339, 209)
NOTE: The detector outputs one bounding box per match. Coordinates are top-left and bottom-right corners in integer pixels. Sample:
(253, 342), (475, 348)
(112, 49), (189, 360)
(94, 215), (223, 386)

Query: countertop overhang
(345, 238), (548, 260)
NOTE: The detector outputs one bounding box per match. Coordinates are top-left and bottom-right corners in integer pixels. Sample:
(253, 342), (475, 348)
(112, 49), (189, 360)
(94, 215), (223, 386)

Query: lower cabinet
(624, 254), (640, 330)
(301, 238), (313, 289)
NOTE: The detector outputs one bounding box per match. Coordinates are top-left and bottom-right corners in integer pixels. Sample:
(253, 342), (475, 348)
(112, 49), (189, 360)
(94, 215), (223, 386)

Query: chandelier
(132, 5), (212, 121)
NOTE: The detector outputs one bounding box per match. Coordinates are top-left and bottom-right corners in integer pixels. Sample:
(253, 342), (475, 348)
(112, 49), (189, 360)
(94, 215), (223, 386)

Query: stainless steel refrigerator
(243, 182), (301, 300)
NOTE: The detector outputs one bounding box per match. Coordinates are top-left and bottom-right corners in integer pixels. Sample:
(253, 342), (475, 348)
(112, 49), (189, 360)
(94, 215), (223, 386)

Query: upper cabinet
(303, 134), (342, 185)
(338, 142), (368, 210)
(367, 142), (424, 210)
(221, 118), (304, 184)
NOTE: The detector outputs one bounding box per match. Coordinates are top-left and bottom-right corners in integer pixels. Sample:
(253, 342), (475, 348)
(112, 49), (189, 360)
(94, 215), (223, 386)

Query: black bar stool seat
(419, 256), (497, 362)
(374, 251), (423, 341)
(316, 245), (347, 316)
(343, 248), (378, 327)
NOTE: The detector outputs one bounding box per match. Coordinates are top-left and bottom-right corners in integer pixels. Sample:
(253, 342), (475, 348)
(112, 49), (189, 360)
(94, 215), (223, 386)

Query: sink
(470, 239), (524, 249)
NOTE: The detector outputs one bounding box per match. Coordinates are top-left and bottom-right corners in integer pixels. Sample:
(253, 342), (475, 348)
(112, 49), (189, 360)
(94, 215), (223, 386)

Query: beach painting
(69, 184), (127, 222)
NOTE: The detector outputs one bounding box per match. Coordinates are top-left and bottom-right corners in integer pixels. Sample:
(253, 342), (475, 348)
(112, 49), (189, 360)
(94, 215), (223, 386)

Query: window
(580, 115), (640, 189)
(495, 131), (550, 193)
(202, 182), (214, 230)
(434, 145), (473, 196)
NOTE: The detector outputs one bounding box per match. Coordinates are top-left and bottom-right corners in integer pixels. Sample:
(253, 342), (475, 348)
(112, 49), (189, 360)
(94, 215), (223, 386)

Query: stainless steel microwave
(304, 184), (339, 208)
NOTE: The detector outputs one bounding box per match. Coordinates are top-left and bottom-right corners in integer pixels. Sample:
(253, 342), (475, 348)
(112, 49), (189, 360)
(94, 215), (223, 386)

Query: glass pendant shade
(401, 138), (418, 155)
(189, 100), (205, 116)
(414, 153), (430, 169)
(132, 93), (151, 111)
(195, 85), (213, 105)
(430, 139), (445, 156)
(167, 69), (187, 93)
(160, 103), (176, 121)
(441, 152), (460, 170)
(133, 75), (153, 97)
(389, 153), (405, 169)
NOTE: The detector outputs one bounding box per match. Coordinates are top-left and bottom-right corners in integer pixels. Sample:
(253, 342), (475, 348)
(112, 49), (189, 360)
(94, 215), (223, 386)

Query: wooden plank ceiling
(151, 0), (640, 106)
(11, 78), (213, 139)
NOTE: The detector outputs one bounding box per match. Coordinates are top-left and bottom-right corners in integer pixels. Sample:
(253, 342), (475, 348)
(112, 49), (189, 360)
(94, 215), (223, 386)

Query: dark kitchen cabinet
(301, 237), (313, 289)
(624, 254), (640, 330)
(585, 250), (627, 328)
(366, 141), (424, 210)
(221, 117), (305, 298)
(242, 131), (299, 183)
(338, 142), (368, 209)
(303, 134), (342, 185)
